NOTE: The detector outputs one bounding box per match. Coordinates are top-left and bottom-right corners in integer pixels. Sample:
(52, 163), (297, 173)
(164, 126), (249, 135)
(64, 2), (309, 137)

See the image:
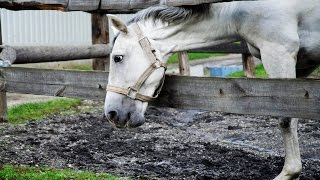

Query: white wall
(0, 10), (136, 46)
(0, 9), (92, 46)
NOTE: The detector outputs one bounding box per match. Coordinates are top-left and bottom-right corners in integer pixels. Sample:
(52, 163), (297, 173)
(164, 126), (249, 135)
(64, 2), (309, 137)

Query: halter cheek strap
(106, 23), (167, 102)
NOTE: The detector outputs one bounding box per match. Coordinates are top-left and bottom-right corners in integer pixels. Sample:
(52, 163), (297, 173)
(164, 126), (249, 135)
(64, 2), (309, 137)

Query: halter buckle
(153, 61), (161, 68)
(127, 87), (138, 99)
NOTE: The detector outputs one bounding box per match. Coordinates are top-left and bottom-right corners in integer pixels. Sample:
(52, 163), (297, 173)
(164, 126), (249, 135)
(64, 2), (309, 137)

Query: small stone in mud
(227, 125), (242, 130)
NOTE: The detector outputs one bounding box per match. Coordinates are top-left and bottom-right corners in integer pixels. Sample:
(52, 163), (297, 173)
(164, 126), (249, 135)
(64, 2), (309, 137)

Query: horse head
(104, 15), (168, 128)
(105, 5), (216, 128)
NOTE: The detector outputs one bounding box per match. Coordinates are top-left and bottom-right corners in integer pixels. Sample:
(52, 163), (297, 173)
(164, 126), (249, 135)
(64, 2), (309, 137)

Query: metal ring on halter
(127, 87), (138, 99)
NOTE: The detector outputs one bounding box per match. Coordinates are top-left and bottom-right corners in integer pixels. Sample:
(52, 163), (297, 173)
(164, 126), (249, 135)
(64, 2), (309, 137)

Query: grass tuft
(63, 64), (93, 71)
(8, 98), (82, 124)
(227, 64), (268, 78)
(0, 165), (122, 180)
(167, 52), (225, 64)
(311, 67), (320, 77)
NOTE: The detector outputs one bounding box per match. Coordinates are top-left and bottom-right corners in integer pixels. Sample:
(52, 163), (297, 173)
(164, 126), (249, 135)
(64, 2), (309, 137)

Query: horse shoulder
(234, 2), (299, 53)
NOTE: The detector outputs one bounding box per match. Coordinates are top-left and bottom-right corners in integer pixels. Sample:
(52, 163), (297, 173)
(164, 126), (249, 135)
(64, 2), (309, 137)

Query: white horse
(105, 0), (320, 179)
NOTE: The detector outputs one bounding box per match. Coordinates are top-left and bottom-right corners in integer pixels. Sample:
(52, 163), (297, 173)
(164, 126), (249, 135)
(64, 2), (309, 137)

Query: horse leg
(260, 43), (302, 180)
(259, 42), (297, 78)
(276, 118), (302, 180)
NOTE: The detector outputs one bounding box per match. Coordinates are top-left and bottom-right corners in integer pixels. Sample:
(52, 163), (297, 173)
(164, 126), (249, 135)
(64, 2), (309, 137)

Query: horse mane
(130, 4), (211, 24)
(111, 4), (211, 47)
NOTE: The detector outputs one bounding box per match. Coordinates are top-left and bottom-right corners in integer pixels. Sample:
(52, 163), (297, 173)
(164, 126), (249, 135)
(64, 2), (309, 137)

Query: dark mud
(0, 105), (319, 179)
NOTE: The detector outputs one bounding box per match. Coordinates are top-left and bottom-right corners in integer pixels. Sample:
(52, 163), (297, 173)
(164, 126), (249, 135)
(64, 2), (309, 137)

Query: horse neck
(143, 2), (241, 55)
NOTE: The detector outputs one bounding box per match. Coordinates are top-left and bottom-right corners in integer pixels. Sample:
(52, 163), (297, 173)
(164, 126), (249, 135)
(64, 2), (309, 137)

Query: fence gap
(92, 13), (110, 71)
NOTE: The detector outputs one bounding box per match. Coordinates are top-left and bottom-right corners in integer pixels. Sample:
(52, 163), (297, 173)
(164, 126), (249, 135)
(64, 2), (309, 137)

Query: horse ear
(107, 14), (128, 34)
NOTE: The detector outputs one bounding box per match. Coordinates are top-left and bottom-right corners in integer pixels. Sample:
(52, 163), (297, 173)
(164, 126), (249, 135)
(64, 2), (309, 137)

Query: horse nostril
(127, 112), (131, 120)
(107, 111), (118, 121)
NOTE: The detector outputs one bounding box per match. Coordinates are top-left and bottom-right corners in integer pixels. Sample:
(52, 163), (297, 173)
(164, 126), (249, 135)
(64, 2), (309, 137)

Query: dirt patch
(0, 105), (319, 179)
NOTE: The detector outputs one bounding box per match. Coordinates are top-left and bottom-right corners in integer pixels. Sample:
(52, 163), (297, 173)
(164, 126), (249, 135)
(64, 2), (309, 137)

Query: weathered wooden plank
(0, 0), (250, 11)
(99, 0), (250, 13)
(0, 0), (68, 10)
(9, 45), (111, 64)
(0, 43), (248, 65)
(165, 0), (228, 6)
(178, 51), (190, 76)
(2, 67), (319, 120)
(2, 67), (108, 88)
(5, 82), (105, 100)
(2, 67), (108, 100)
(13, 0), (66, 4)
(100, 0), (160, 12)
(92, 13), (109, 71)
(100, 0), (235, 12)
(153, 75), (320, 120)
(68, 0), (99, 11)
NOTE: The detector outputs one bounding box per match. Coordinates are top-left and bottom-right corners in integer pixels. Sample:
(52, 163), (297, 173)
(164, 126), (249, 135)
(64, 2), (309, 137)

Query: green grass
(167, 52), (225, 64)
(63, 64), (93, 71)
(0, 165), (122, 180)
(227, 64), (268, 78)
(8, 98), (82, 124)
(311, 67), (320, 77)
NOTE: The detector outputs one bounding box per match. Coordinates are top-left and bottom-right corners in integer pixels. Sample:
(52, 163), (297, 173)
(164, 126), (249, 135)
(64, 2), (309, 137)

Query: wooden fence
(0, 0), (319, 122)
(1, 67), (319, 120)
(0, 0), (243, 12)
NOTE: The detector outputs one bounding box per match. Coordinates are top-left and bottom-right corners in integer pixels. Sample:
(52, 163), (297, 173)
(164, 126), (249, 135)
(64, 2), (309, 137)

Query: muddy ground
(0, 104), (319, 180)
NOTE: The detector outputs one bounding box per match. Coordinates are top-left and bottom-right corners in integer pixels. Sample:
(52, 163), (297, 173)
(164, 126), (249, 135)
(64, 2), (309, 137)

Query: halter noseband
(106, 23), (167, 102)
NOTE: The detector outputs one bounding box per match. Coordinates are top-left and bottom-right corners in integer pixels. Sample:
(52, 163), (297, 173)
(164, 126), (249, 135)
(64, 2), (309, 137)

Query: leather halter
(106, 23), (167, 102)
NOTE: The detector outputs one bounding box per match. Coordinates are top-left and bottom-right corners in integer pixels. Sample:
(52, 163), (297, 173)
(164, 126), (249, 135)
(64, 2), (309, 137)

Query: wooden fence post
(0, 14), (8, 123)
(178, 51), (190, 76)
(92, 13), (110, 71)
(0, 78), (7, 123)
(242, 53), (255, 78)
(241, 41), (255, 78)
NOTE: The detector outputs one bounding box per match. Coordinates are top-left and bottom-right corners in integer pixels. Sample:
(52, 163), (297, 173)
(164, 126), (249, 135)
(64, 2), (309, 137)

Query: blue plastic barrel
(209, 65), (243, 77)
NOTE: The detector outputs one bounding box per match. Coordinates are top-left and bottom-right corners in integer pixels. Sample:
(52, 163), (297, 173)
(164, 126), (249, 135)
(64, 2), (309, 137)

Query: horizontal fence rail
(0, 43), (247, 65)
(0, 45), (111, 64)
(154, 75), (320, 120)
(0, 0), (249, 12)
(1, 67), (319, 120)
(0, 67), (108, 99)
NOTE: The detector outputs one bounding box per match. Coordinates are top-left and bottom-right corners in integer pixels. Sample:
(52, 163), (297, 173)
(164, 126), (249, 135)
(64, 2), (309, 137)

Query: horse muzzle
(105, 109), (145, 128)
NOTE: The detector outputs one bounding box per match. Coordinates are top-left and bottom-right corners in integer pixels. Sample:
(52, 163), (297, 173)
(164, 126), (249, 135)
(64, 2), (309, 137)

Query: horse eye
(113, 55), (123, 63)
